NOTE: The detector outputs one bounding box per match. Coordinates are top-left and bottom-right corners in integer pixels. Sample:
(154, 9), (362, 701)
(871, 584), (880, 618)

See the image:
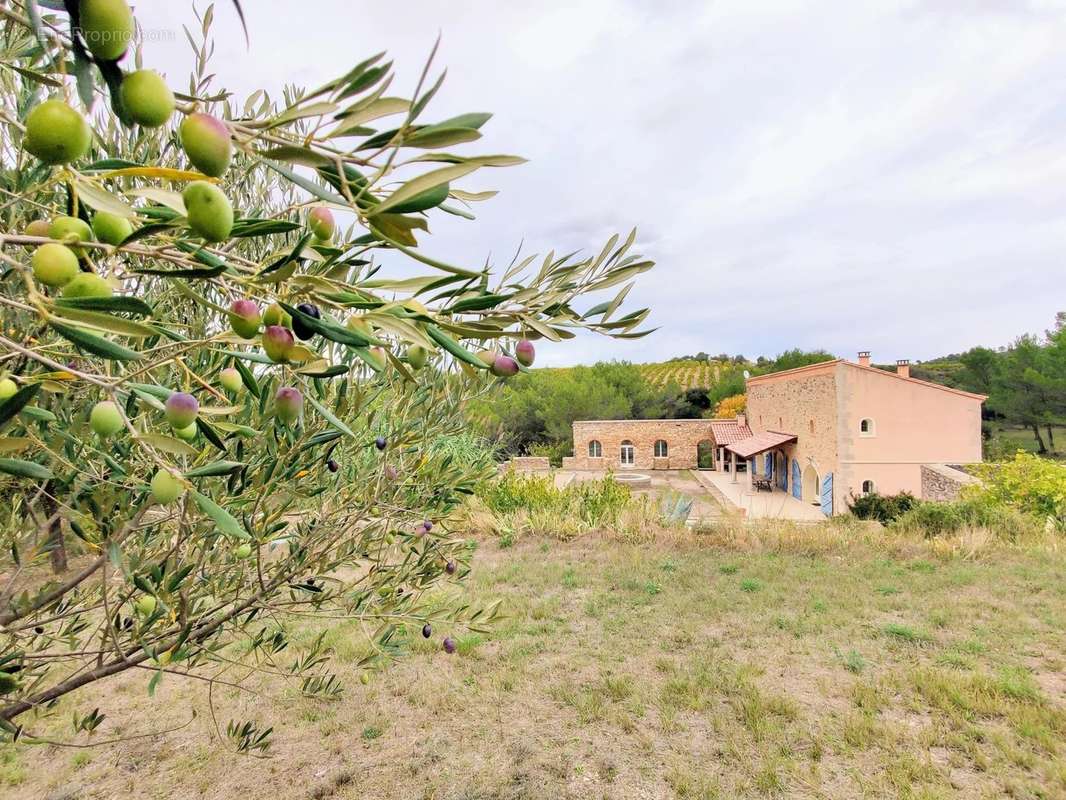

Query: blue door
(764, 453), (772, 479)
(820, 472), (834, 516)
(791, 459), (801, 499)
(776, 454), (787, 491)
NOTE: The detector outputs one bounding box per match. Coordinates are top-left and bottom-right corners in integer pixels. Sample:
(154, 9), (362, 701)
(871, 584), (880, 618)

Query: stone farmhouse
(563, 353), (986, 515)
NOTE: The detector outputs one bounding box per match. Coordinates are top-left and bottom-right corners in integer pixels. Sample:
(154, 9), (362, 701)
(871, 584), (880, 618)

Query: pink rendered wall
(834, 364), (983, 505)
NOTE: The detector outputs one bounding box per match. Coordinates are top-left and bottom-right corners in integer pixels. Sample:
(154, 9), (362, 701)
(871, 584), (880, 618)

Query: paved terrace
(694, 470), (826, 521)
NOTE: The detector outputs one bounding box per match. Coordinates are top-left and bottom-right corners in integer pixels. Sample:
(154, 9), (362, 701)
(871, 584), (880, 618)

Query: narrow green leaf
(48, 320), (141, 361)
(0, 384), (41, 429)
(185, 461), (245, 478)
(54, 296), (153, 316)
(424, 324), (487, 368)
(192, 492), (250, 540)
(0, 458), (52, 481)
(305, 394), (356, 438)
(278, 303), (371, 347)
(263, 161), (346, 205)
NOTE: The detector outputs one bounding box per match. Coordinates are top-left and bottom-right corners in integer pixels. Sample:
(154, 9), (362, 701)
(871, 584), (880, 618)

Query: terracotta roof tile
(726, 431), (798, 459)
(709, 419), (752, 445)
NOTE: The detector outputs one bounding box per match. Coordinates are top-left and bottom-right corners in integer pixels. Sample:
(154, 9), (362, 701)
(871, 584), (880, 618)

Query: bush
(890, 498), (1042, 541)
(476, 473), (664, 540)
(847, 491), (918, 523)
(528, 439), (572, 468)
(714, 393), (746, 418)
(969, 453), (1066, 529)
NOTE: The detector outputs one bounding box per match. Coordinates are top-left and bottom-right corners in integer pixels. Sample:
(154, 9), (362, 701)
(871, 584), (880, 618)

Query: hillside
(639, 359), (739, 389)
(536, 355), (963, 393)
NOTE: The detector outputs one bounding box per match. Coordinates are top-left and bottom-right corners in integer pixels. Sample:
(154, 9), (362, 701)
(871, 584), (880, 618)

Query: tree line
(929, 313), (1066, 454)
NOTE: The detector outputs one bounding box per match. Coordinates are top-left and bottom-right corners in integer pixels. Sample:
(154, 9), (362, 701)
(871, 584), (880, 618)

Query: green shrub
(847, 491), (918, 523)
(481, 472), (631, 526)
(969, 453), (1066, 529)
(428, 433), (498, 472)
(528, 439), (572, 468)
(890, 498), (1042, 540)
(477, 472), (663, 539)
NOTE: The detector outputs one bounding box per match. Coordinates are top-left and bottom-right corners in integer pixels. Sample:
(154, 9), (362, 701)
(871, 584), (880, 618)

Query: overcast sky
(135, 1), (1066, 367)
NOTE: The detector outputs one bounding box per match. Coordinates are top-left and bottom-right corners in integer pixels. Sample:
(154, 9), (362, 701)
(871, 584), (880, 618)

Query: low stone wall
(570, 419), (719, 470)
(507, 456), (551, 472)
(920, 464), (979, 502)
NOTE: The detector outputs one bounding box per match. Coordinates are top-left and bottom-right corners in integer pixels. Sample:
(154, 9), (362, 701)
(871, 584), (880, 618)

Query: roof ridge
(745, 359), (987, 402)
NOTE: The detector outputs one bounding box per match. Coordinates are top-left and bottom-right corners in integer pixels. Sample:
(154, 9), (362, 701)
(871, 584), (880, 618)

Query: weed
(842, 649), (866, 674)
(883, 623), (933, 644)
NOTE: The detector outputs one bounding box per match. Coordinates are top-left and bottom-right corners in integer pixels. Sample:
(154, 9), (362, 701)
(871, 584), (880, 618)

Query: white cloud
(134, 0), (1066, 365)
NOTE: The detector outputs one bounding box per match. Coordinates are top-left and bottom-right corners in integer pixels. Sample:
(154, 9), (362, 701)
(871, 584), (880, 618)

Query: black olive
(292, 303), (320, 340)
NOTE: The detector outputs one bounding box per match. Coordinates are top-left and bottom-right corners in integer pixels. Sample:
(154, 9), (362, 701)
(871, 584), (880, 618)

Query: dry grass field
(3, 527), (1066, 800)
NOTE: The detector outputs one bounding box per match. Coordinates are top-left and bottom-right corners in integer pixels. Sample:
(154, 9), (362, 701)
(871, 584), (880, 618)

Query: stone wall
(569, 419), (719, 470)
(746, 365), (839, 505)
(507, 456), (551, 472)
(920, 464), (979, 502)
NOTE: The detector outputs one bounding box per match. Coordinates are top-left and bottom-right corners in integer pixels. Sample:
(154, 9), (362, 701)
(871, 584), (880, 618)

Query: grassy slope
(4, 533), (1066, 799)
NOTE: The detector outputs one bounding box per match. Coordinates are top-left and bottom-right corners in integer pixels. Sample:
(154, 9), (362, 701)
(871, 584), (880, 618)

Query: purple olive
(443, 637), (456, 654)
(375, 436), (387, 451)
(275, 386), (303, 424)
(445, 560), (457, 575)
(165, 391), (199, 429)
(228, 299), (261, 339)
(515, 339), (536, 367)
(262, 324), (295, 363)
(327, 458), (339, 473)
(422, 519), (433, 532)
(491, 355), (519, 378)
(422, 623), (432, 638)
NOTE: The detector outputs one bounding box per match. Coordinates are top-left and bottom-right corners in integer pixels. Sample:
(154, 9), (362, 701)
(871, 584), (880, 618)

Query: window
(620, 440), (635, 465)
(654, 439), (668, 458)
(861, 479), (875, 494)
(860, 418), (875, 437)
(808, 419), (814, 433)
(588, 440), (602, 458)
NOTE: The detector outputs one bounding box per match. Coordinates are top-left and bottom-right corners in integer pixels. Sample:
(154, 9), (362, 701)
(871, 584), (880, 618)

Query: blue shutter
(764, 454), (772, 478)
(791, 459), (801, 499)
(820, 472), (834, 516)
(777, 455), (787, 490)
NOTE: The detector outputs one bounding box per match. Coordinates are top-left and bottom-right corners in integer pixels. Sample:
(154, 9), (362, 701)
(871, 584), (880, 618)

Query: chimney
(736, 412), (747, 428)
(896, 359), (910, 379)
(857, 351), (871, 367)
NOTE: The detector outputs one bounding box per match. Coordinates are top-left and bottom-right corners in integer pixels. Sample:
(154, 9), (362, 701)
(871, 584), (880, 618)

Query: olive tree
(0, 1), (653, 748)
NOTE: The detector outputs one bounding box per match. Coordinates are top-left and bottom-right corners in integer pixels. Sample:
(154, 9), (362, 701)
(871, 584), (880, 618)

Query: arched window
(861, 479), (875, 494)
(620, 439), (635, 465)
(860, 418), (875, 437)
(654, 439), (668, 458)
(588, 440), (602, 458)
